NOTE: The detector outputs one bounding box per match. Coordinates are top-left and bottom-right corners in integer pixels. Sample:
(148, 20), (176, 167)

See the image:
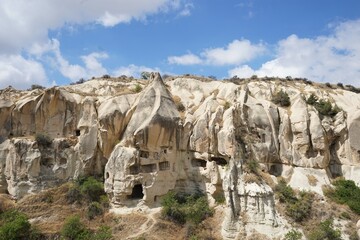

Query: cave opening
(75, 129), (81, 136)
(128, 184), (144, 199)
(210, 157), (228, 166)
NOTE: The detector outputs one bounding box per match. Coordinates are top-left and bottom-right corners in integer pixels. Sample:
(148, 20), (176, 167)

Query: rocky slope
(1, 73), (360, 239)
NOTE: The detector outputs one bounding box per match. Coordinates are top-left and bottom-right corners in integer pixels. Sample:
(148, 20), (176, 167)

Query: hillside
(1, 73), (360, 239)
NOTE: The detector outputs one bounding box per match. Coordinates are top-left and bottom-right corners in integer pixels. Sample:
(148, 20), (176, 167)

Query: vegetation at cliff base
(324, 179), (360, 214)
(308, 218), (341, 240)
(275, 179), (313, 222)
(161, 191), (213, 225)
(0, 210), (36, 240)
(61, 215), (112, 240)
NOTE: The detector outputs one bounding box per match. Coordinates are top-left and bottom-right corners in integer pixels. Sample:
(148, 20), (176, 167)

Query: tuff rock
(1, 73), (360, 239)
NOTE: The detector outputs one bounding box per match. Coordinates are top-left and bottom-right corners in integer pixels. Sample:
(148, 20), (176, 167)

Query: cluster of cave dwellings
(124, 146), (229, 201)
(129, 149), (172, 175)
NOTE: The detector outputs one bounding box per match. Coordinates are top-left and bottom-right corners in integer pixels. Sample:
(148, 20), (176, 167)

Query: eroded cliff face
(1, 73), (360, 239)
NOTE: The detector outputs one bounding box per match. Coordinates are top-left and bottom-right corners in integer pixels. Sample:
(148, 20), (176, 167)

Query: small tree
(133, 84), (142, 93)
(80, 177), (105, 202)
(272, 90), (291, 107)
(30, 84), (45, 90)
(61, 215), (90, 240)
(0, 210), (31, 240)
(306, 94), (318, 105)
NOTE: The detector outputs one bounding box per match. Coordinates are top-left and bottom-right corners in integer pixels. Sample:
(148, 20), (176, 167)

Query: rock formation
(1, 73), (360, 239)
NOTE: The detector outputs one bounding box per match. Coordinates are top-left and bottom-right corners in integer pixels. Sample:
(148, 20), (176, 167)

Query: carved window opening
(129, 165), (140, 175)
(139, 150), (149, 158)
(210, 157), (227, 166)
(159, 161), (170, 171)
(105, 172), (110, 179)
(75, 129), (81, 136)
(128, 184), (144, 199)
(191, 159), (207, 168)
(141, 163), (157, 173)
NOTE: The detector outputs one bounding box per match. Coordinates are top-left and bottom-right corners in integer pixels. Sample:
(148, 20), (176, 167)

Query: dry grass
(2, 183), (225, 239)
(243, 173), (261, 185)
(246, 230), (271, 240)
(0, 194), (16, 212)
(307, 174), (318, 186)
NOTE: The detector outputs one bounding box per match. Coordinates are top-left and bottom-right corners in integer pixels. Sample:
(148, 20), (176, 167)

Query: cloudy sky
(1, 0), (360, 89)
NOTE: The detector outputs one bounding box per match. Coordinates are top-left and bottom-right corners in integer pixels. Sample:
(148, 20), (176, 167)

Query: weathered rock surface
(1, 74), (360, 238)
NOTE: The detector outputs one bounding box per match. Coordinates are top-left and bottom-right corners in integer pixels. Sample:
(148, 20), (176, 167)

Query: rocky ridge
(1, 73), (360, 239)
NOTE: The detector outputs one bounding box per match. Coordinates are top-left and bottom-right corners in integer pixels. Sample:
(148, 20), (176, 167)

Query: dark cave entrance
(75, 129), (81, 136)
(128, 184), (144, 199)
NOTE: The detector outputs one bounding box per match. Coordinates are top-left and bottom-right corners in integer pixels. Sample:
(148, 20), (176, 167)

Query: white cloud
(0, 0), (188, 89)
(202, 39), (265, 65)
(113, 64), (161, 78)
(0, 0), (185, 54)
(168, 53), (202, 65)
(178, 3), (194, 17)
(30, 39), (108, 81)
(0, 54), (47, 90)
(228, 65), (256, 78)
(168, 39), (265, 66)
(81, 52), (108, 78)
(228, 19), (360, 86)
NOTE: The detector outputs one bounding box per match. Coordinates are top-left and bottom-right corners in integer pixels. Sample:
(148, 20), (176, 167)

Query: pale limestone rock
(2, 74), (360, 239)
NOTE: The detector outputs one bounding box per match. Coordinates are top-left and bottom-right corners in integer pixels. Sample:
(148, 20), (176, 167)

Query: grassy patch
(325, 179), (360, 214)
(307, 218), (341, 240)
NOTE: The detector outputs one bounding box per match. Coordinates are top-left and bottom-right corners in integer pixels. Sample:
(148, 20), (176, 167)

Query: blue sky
(1, 0), (360, 89)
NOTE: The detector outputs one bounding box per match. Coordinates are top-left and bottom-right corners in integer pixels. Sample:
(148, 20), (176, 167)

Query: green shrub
(314, 99), (339, 116)
(30, 84), (45, 90)
(93, 226), (113, 240)
(286, 191), (313, 222)
(80, 177), (105, 202)
(275, 179), (297, 203)
(306, 95), (340, 117)
(87, 202), (104, 220)
(35, 133), (52, 148)
(306, 93), (318, 105)
(213, 192), (226, 204)
(284, 229), (302, 240)
(325, 179), (360, 214)
(61, 215), (90, 240)
(272, 90), (291, 107)
(325, 82), (332, 88)
(66, 185), (83, 204)
(337, 82), (344, 88)
(0, 210), (31, 240)
(161, 191), (213, 225)
(247, 159), (259, 174)
(134, 84), (142, 93)
(66, 177), (106, 204)
(308, 218), (341, 240)
(275, 181), (313, 222)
